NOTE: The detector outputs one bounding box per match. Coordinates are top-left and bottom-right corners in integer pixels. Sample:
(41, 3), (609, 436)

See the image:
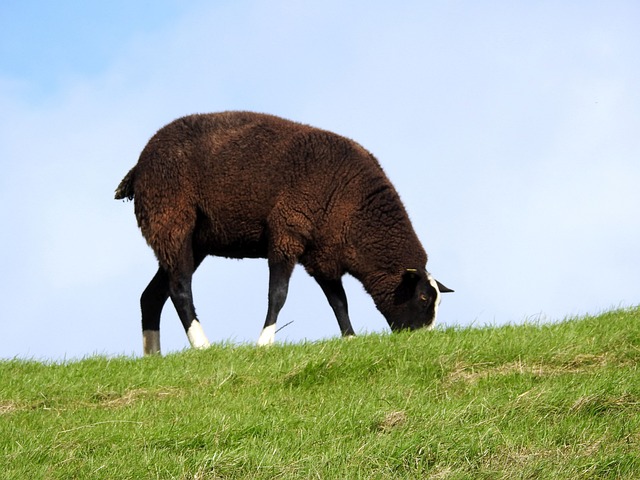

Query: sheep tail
(114, 166), (136, 200)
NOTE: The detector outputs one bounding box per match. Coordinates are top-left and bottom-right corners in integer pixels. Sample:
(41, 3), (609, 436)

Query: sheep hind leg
(315, 277), (356, 337)
(140, 267), (170, 355)
(168, 275), (210, 351)
(140, 250), (208, 355)
(167, 244), (210, 352)
(257, 259), (295, 346)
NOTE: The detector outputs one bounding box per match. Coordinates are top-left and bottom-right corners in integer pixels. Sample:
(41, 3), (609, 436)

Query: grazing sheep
(116, 111), (452, 355)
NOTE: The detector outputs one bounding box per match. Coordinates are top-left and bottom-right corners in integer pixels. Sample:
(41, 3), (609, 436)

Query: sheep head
(380, 268), (453, 332)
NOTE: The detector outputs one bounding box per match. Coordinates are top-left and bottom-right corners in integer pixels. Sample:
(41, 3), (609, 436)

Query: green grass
(2, 307), (639, 479)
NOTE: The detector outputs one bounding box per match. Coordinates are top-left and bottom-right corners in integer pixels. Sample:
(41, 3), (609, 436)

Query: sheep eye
(419, 294), (428, 302)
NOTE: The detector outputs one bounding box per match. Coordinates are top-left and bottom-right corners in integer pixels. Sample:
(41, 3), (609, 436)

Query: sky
(1, 1), (638, 361)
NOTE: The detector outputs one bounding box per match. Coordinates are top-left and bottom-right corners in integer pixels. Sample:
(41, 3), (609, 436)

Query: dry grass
(444, 353), (612, 386)
(91, 387), (180, 409)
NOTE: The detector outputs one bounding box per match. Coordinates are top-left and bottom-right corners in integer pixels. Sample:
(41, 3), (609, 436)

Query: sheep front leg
(257, 260), (295, 346)
(315, 277), (356, 337)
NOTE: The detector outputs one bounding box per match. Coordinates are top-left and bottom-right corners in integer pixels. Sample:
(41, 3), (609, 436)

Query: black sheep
(116, 111), (452, 355)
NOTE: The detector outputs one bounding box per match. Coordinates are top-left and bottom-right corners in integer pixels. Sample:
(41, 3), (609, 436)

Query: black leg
(141, 267), (170, 332)
(140, 245), (209, 355)
(140, 267), (170, 355)
(168, 269), (197, 331)
(167, 243), (210, 351)
(257, 259), (295, 346)
(315, 277), (355, 337)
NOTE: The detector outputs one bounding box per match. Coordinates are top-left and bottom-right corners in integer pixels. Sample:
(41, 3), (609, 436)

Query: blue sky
(1, 1), (639, 361)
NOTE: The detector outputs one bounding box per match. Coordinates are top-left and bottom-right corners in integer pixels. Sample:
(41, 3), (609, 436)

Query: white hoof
(257, 324), (276, 347)
(187, 320), (211, 350)
(143, 330), (161, 356)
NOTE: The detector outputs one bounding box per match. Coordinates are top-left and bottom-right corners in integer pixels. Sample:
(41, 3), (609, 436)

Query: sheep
(115, 111), (453, 355)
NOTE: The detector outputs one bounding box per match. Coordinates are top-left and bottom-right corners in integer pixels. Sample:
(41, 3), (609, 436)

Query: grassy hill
(1, 307), (639, 479)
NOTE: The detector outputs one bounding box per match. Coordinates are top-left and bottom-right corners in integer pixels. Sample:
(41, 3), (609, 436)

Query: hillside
(1, 307), (639, 479)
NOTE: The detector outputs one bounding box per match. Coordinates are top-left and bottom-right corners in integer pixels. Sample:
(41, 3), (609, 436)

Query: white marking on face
(143, 330), (161, 356)
(187, 320), (211, 350)
(426, 273), (442, 329)
(257, 324), (276, 347)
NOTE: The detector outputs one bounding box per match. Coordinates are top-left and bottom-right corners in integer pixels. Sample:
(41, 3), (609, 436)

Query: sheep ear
(435, 280), (454, 293)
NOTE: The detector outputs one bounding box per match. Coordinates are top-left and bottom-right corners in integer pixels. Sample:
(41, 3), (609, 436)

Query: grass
(1, 307), (639, 479)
